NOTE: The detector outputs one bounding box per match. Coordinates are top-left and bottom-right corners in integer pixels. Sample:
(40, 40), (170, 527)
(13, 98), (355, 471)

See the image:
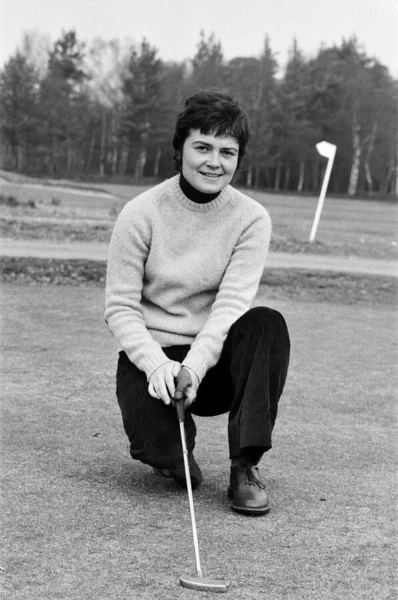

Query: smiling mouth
(200, 172), (222, 178)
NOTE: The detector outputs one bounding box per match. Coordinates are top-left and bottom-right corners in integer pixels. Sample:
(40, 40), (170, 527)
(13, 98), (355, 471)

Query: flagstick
(310, 142), (336, 242)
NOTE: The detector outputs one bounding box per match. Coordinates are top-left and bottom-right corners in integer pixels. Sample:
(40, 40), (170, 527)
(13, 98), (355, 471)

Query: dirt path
(0, 237), (397, 277)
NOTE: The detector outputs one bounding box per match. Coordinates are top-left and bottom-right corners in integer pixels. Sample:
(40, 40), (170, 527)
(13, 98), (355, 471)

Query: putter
(175, 395), (230, 593)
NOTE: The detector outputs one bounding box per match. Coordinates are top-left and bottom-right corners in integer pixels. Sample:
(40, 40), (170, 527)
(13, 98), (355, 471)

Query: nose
(205, 150), (221, 168)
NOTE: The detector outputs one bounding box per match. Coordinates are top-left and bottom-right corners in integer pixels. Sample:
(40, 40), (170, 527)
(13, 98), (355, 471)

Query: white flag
(316, 141), (336, 160)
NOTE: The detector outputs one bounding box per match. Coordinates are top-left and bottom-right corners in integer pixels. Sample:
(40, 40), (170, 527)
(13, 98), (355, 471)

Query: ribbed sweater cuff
(134, 348), (172, 381)
(181, 350), (209, 384)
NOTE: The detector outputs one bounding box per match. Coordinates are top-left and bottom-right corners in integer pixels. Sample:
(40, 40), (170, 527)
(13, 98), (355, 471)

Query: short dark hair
(172, 89), (251, 171)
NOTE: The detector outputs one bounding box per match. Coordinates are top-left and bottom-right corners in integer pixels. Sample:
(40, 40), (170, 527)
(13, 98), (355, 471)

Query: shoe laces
(243, 466), (266, 489)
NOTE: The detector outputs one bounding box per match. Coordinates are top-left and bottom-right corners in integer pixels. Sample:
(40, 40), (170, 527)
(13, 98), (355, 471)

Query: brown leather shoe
(228, 465), (270, 515)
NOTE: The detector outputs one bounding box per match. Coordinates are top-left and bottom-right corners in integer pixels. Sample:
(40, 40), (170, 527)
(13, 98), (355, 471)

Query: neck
(179, 173), (220, 204)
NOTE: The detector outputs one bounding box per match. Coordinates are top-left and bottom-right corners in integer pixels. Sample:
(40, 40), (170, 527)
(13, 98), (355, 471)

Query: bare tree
(85, 38), (130, 176)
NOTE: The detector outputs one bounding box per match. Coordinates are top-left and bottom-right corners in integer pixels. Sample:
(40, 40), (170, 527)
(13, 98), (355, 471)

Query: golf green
(1, 283), (396, 599)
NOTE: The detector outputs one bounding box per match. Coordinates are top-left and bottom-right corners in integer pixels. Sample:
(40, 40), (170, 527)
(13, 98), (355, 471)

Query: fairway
(1, 283), (396, 600)
(1, 172), (397, 259)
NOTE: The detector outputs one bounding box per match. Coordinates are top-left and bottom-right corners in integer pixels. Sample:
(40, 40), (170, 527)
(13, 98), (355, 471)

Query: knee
(230, 307), (290, 348)
(234, 307), (289, 347)
(243, 306), (287, 331)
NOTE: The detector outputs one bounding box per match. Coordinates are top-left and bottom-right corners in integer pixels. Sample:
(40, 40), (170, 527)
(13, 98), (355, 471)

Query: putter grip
(175, 396), (185, 423)
(174, 368), (192, 423)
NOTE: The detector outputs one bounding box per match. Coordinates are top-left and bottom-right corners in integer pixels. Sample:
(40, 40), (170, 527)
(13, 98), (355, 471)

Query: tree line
(0, 30), (397, 197)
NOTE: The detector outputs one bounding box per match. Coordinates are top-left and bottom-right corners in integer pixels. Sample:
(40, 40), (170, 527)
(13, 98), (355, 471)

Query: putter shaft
(177, 400), (230, 592)
(179, 420), (203, 578)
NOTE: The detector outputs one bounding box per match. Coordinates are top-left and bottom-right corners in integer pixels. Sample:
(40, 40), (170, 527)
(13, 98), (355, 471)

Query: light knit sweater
(105, 175), (272, 382)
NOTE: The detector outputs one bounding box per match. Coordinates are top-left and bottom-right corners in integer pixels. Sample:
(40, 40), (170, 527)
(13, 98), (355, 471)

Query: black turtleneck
(179, 173), (220, 204)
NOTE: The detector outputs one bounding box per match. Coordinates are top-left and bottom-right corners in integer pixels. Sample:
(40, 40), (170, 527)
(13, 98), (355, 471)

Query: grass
(1, 284), (397, 600)
(1, 172), (397, 259)
(0, 171), (397, 598)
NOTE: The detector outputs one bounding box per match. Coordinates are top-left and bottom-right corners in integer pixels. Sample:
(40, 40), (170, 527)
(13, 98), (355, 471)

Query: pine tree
(121, 39), (163, 178)
(190, 32), (227, 91)
(0, 52), (39, 170)
(38, 30), (88, 175)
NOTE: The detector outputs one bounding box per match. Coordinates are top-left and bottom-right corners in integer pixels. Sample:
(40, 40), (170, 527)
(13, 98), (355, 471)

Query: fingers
(157, 377), (172, 405)
(183, 387), (197, 408)
(148, 362), (200, 407)
(148, 382), (160, 399)
(165, 368), (176, 399)
(175, 367), (199, 407)
(172, 362), (181, 378)
(148, 361), (181, 405)
(175, 367), (192, 396)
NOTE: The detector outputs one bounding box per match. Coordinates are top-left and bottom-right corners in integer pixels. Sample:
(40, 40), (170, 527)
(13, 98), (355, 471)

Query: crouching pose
(105, 90), (290, 515)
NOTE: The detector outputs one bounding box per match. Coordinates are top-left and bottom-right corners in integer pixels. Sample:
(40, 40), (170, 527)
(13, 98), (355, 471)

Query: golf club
(174, 394), (230, 593)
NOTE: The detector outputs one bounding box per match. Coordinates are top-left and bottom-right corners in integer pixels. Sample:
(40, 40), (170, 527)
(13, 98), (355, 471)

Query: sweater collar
(171, 175), (231, 213)
(179, 173), (220, 204)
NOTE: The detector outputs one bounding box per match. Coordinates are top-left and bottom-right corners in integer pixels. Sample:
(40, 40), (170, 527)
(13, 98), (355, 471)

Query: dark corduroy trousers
(116, 307), (290, 469)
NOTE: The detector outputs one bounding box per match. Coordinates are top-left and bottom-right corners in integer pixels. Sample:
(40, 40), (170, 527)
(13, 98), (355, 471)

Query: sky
(1, 0), (397, 76)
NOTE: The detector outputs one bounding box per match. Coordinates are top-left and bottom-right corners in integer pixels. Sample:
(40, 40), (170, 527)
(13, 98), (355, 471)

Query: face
(181, 129), (239, 194)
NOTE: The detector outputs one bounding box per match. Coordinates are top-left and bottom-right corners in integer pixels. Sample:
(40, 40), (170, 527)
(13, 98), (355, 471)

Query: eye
(222, 150), (237, 157)
(196, 145), (209, 152)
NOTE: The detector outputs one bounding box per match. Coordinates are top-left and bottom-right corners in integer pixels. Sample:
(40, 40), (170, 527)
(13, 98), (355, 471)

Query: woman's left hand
(174, 367), (200, 408)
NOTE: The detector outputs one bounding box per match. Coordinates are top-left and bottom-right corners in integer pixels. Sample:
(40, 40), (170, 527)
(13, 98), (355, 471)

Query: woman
(105, 90), (290, 515)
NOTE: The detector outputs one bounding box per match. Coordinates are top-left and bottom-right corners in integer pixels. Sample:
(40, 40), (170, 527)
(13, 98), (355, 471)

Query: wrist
(148, 360), (174, 382)
(181, 365), (200, 386)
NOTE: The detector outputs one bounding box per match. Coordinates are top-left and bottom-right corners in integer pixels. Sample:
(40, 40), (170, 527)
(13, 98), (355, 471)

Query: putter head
(180, 575), (230, 593)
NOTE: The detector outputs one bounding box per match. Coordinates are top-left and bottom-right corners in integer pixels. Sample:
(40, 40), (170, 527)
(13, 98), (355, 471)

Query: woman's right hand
(148, 361), (181, 405)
